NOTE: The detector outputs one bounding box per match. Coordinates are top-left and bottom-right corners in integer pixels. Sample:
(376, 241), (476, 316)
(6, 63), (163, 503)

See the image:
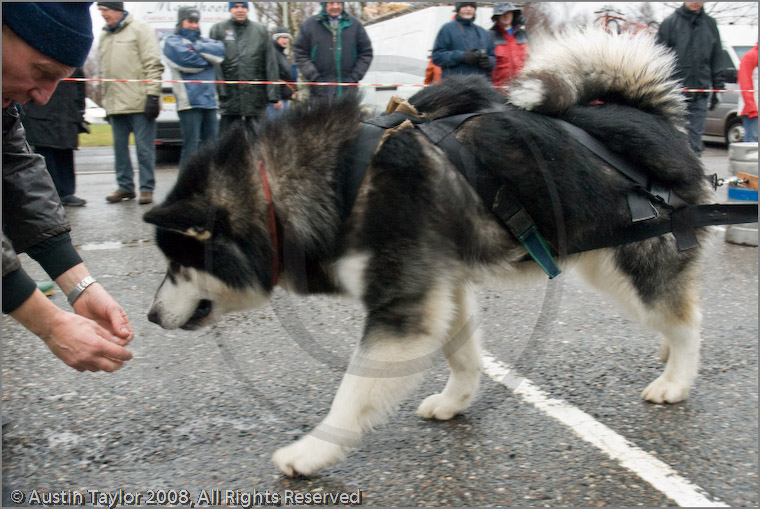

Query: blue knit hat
(3, 2), (94, 68)
(229, 2), (249, 9)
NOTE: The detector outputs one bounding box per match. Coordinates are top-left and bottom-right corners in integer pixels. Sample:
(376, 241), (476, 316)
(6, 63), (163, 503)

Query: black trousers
(219, 113), (262, 135)
(34, 146), (76, 198)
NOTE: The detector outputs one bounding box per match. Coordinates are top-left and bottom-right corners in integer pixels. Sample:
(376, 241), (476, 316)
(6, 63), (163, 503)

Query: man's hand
(461, 49), (480, 66)
(709, 92), (720, 111)
(72, 282), (133, 346)
(144, 95), (160, 120)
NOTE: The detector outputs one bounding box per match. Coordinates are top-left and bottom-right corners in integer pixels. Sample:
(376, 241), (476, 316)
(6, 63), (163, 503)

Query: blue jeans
(109, 113), (156, 192)
(178, 108), (219, 168)
(742, 115), (759, 142)
(685, 95), (709, 156)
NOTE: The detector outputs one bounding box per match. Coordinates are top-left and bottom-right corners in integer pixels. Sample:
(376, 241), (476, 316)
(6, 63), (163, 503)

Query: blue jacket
(432, 16), (495, 78)
(163, 29), (225, 111)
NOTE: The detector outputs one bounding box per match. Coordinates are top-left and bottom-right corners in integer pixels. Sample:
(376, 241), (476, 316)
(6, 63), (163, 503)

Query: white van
(129, 2), (231, 158)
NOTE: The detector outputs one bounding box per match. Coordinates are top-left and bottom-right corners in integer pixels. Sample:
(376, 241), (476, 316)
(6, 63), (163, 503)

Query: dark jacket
(432, 15), (496, 79)
(293, 10), (373, 100)
(209, 18), (279, 116)
(656, 5), (725, 92)
(2, 105), (82, 313)
(489, 24), (528, 88)
(23, 68), (86, 150)
(274, 42), (295, 101)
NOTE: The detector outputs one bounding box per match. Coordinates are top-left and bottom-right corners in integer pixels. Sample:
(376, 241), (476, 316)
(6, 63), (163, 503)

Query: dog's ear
(143, 200), (219, 241)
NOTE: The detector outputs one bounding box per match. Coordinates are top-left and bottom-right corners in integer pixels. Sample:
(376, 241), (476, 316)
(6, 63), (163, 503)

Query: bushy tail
(507, 28), (686, 130)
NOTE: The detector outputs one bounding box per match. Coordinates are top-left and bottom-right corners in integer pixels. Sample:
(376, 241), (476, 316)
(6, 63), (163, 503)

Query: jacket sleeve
(264, 29), (281, 102)
(739, 45), (759, 117)
(197, 37), (225, 65)
(209, 23), (230, 99)
(293, 23), (321, 82)
(74, 67), (86, 121)
(349, 23), (373, 82)
(432, 24), (463, 68)
(138, 23), (165, 96)
(164, 35), (214, 72)
(708, 21), (725, 90)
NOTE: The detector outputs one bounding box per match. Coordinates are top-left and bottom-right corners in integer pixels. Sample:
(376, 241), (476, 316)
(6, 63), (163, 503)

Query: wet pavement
(2, 145), (756, 507)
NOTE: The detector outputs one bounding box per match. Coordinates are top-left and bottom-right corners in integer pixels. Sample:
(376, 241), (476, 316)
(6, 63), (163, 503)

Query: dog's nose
(147, 308), (161, 325)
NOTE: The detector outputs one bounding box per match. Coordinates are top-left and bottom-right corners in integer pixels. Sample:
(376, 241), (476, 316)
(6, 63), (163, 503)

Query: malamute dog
(145, 30), (713, 477)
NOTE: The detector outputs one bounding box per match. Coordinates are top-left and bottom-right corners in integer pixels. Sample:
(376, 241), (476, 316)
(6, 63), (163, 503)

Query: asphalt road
(2, 144), (757, 507)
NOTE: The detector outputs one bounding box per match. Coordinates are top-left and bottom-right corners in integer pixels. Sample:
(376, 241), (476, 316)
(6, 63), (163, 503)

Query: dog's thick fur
(144, 30), (713, 477)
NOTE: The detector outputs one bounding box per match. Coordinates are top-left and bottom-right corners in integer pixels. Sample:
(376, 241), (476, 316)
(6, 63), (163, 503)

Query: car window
(733, 46), (754, 61)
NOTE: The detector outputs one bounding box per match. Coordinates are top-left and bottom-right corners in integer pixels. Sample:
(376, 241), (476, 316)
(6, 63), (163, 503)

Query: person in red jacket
(489, 2), (529, 90)
(738, 43), (758, 142)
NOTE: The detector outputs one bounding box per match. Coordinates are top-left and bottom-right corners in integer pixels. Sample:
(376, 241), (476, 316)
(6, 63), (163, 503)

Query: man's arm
(349, 23), (373, 82)
(293, 22), (320, 82)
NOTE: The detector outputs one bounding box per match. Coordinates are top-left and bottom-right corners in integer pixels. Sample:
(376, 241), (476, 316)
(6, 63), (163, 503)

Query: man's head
(97, 2), (125, 28)
(492, 2), (520, 27)
(683, 2), (704, 12)
(455, 2), (477, 20)
(229, 2), (249, 22)
(272, 26), (292, 49)
(2, 2), (93, 108)
(323, 2), (344, 19)
(177, 6), (201, 32)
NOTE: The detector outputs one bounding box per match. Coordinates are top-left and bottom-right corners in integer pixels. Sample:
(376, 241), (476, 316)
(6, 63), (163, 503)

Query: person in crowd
(163, 6), (225, 168)
(293, 2), (373, 102)
(3, 2), (134, 372)
(24, 67), (89, 207)
(738, 43), (758, 143)
(98, 1), (164, 204)
(489, 2), (529, 89)
(432, 2), (495, 80)
(269, 26), (297, 118)
(656, 2), (725, 156)
(210, 2), (279, 133)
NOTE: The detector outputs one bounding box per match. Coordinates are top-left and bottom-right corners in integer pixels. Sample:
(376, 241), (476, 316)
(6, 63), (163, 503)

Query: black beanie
(272, 26), (292, 41)
(3, 2), (94, 68)
(177, 6), (201, 23)
(96, 2), (124, 11)
(455, 2), (477, 12)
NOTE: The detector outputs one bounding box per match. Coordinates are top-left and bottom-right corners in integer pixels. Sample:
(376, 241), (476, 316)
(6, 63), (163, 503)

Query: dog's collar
(259, 160), (280, 286)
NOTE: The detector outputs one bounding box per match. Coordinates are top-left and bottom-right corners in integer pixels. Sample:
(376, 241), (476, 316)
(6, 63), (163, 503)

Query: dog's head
(143, 127), (275, 330)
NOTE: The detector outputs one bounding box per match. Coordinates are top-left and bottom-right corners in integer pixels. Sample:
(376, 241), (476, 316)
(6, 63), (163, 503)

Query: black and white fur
(144, 29), (713, 477)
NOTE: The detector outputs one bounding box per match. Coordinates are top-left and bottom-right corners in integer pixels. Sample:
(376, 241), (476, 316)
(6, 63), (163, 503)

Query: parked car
(703, 26), (756, 145)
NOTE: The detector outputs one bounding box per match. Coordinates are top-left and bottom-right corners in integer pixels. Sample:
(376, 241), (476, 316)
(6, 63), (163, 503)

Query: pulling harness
(335, 99), (758, 279)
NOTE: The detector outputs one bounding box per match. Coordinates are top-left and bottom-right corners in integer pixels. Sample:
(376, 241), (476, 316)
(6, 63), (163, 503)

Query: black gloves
(478, 52), (492, 70)
(144, 95), (160, 120)
(709, 92), (720, 111)
(461, 49), (480, 66)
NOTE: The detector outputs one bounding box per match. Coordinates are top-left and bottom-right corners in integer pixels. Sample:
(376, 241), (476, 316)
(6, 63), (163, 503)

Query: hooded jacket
(209, 17), (279, 115)
(656, 5), (725, 92)
(432, 15), (496, 78)
(489, 23), (528, 88)
(292, 7), (373, 100)
(98, 12), (164, 115)
(163, 29), (226, 111)
(2, 105), (82, 313)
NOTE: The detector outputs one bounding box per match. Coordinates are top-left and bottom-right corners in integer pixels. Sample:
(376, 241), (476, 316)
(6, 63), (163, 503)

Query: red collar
(259, 160), (280, 286)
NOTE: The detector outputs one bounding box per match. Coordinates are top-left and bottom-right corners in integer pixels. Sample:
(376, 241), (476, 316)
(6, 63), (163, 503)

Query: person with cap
(163, 6), (225, 168)
(292, 2), (373, 102)
(268, 26), (297, 118)
(23, 66), (90, 206)
(432, 2), (495, 80)
(97, 1), (164, 204)
(656, 2), (725, 157)
(209, 2), (279, 133)
(489, 2), (529, 89)
(2, 2), (134, 372)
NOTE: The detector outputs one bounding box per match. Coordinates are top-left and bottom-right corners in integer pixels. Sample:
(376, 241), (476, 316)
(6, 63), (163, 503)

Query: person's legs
(109, 114), (136, 193)
(685, 95), (709, 156)
(131, 113), (156, 194)
(178, 108), (202, 168)
(219, 114), (242, 135)
(200, 108), (219, 143)
(742, 115), (759, 142)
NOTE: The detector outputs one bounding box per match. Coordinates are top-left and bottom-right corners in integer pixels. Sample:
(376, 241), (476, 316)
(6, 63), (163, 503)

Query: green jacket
(98, 13), (164, 115)
(209, 18), (279, 116)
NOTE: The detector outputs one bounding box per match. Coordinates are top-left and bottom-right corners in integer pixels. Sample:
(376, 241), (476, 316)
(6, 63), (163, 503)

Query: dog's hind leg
(417, 283), (482, 420)
(272, 281), (456, 477)
(577, 247), (702, 404)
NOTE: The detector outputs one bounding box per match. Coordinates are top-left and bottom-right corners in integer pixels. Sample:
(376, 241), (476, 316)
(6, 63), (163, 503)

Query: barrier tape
(62, 77), (755, 93)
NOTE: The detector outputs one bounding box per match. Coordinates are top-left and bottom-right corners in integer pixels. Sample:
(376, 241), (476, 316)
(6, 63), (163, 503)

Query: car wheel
(725, 117), (745, 145)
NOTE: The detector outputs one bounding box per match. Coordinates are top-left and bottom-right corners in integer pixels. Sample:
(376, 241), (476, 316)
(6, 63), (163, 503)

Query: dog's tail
(507, 28), (686, 129)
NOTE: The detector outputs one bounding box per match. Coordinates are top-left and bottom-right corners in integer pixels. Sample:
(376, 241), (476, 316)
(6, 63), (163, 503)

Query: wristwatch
(67, 276), (97, 306)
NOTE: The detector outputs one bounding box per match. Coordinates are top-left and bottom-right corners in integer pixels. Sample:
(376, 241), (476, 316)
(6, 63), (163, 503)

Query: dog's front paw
(641, 376), (690, 404)
(416, 393), (469, 420)
(272, 435), (348, 477)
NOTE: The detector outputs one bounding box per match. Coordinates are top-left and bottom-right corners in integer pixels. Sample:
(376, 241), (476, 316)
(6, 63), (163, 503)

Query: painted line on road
(481, 351), (728, 507)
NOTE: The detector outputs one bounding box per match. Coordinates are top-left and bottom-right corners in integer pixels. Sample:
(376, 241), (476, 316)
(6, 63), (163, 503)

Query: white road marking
(481, 351), (728, 507)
